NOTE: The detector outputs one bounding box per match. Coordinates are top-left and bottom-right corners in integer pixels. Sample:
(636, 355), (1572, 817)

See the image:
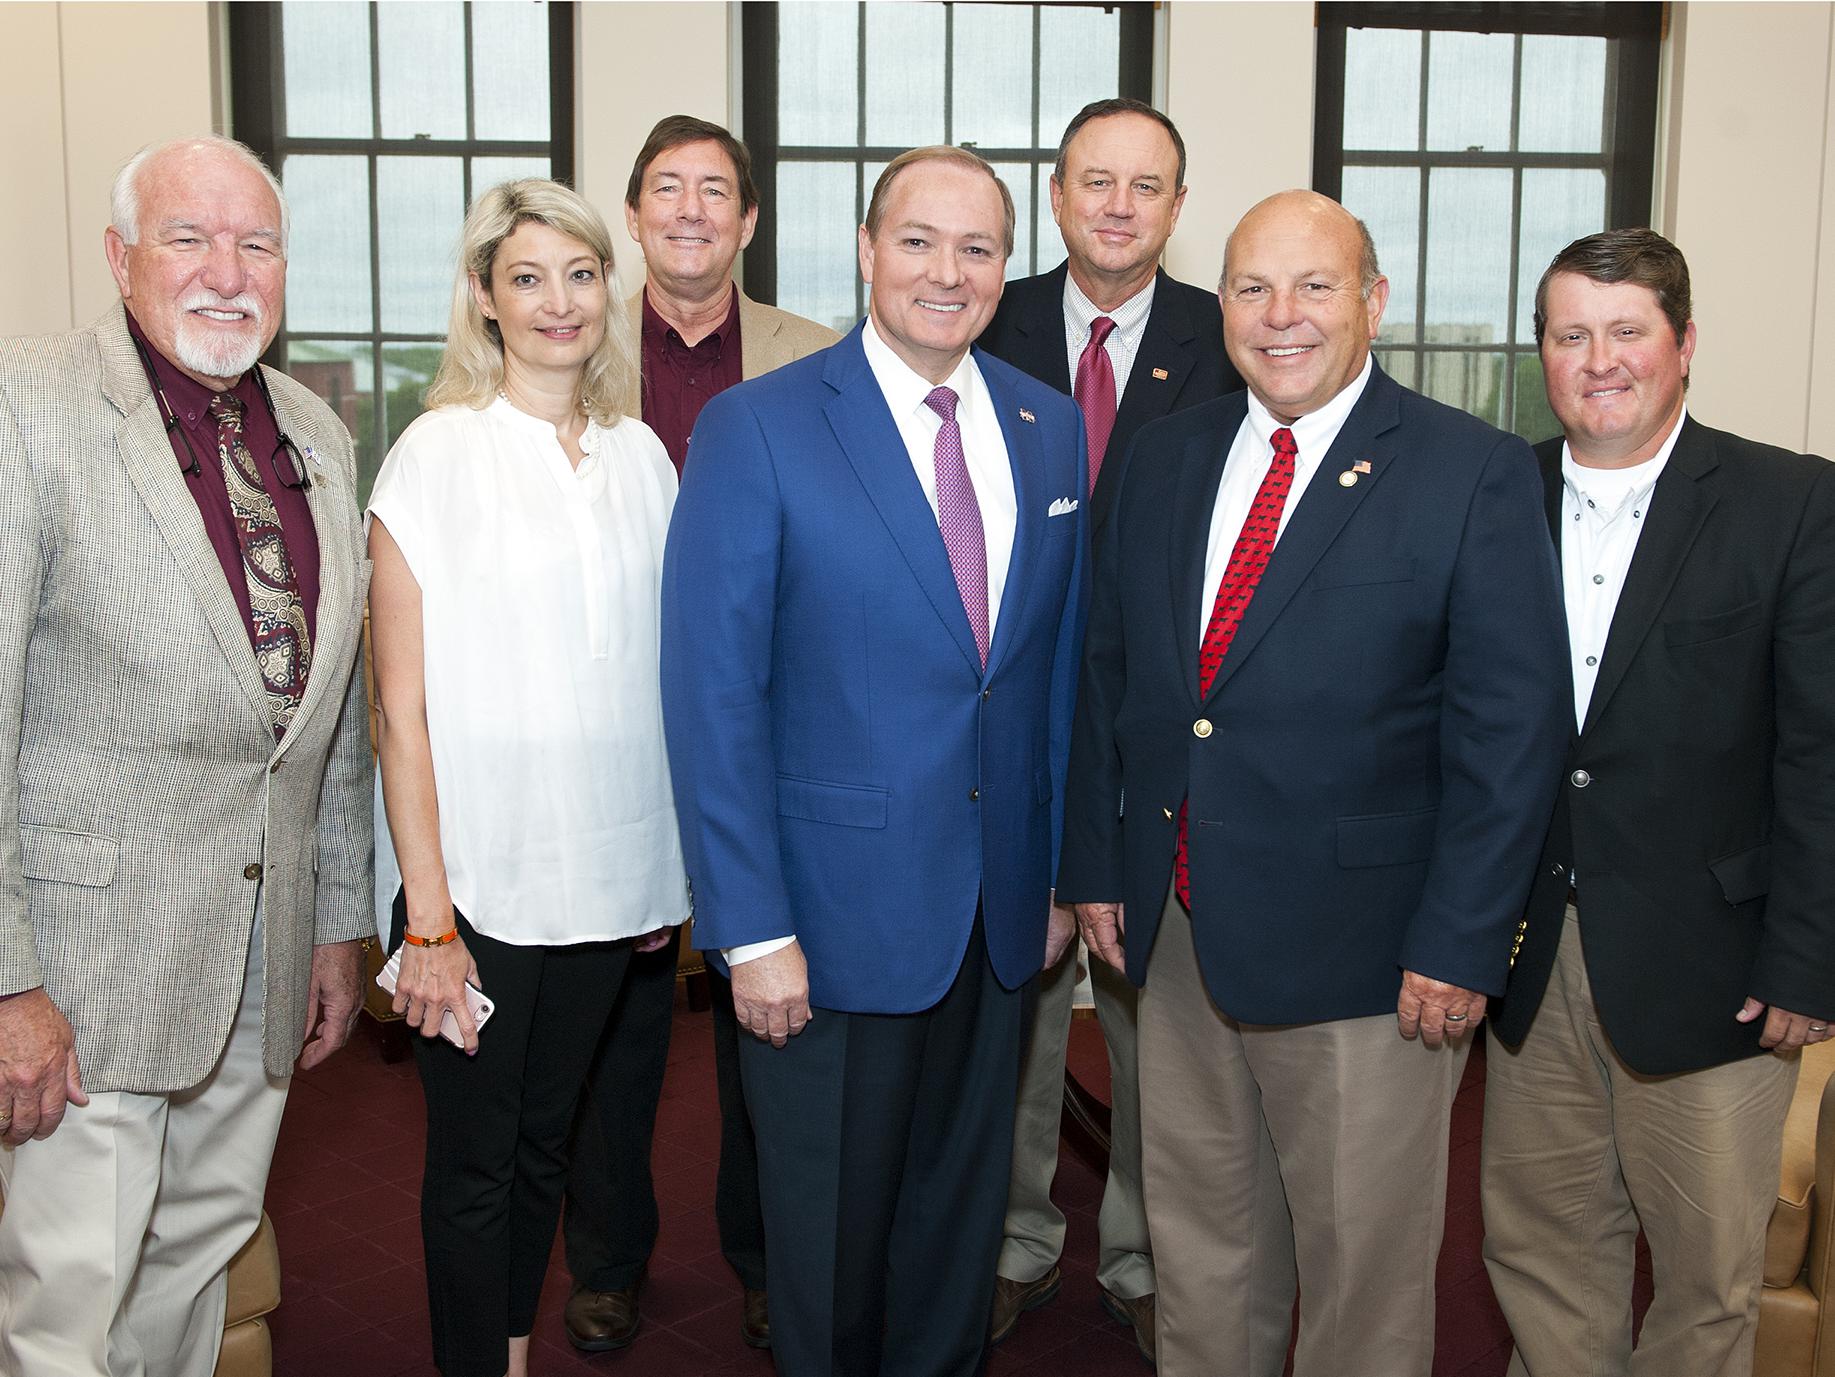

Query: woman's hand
(394, 929), (483, 1055)
(634, 924), (677, 954)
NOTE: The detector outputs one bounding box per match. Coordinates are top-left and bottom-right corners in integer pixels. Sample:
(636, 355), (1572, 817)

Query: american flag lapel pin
(1018, 408), (1036, 424)
(1152, 367), (1170, 380)
(1353, 459), (1372, 474)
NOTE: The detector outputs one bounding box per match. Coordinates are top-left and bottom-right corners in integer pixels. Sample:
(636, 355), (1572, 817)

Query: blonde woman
(367, 179), (687, 1377)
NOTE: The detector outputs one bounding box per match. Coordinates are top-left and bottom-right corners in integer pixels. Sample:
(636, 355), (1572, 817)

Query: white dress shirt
(726, 321), (1019, 969)
(1062, 270), (1157, 402)
(1560, 407), (1686, 726)
(1199, 356), (1374, 646)
(368, 398), (690, 946)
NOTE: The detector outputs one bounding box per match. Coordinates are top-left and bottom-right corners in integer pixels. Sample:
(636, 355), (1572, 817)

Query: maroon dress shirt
(639, 287), (744, 475)
(126, 312), (321, 653)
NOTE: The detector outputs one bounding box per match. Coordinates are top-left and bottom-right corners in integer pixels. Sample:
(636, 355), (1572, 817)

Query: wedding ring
(1444, 1012), (1468, 1023)
(1811, 1023), (1829, 1033)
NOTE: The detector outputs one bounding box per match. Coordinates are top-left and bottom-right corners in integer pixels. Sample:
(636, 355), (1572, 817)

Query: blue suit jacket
(661, 325), (1089, 1014)
(1056, 363), (1570, 1024)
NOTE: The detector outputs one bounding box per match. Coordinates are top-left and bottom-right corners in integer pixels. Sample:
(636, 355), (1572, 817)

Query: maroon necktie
(1174, 427), (1298, 908)
(924, 386), (990, 668)
(1073, 316), (1117, 496)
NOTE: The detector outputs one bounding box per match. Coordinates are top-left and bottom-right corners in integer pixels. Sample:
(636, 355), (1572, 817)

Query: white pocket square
(1048, 497), (1079, 517)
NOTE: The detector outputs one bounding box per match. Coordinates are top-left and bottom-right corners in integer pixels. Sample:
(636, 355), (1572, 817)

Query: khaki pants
(0, 911), (289, 1377)
(1483, 906), (1798, 1377)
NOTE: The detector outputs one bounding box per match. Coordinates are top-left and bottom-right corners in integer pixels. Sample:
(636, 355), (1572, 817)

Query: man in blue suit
(1056, 189), (1569, 1377)
(661, 145), (1088, 1377)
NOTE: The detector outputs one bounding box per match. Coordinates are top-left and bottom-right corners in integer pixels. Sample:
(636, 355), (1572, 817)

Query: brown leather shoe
(741, 1287), (771, 1349)
(1099, 1287), (1156, 1366)
(563, 1281), (642, 1352)
(989, 1266), (1062, 1344)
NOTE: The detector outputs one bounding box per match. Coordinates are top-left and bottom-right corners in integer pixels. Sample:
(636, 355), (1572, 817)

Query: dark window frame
(740, 0), (1156, 313)
(1312, 1), (1662, 437)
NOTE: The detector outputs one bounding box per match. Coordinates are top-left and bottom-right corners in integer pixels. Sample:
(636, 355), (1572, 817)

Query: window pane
(470, 156), (554, 200)
(1519, 36), (1606, 153)
(290, 340), (376, 485)
(283, 155), (373, 334)
(378, 2), (466, 140)
(1515, 168), (1606, 343)
(283, 2), (371, 138)
(1424, 168), (1511, 346)
(1512, 351), (1560, 442)
(1421, 349), (1507, 429)
(1375, 348), (1418, 390)
(1035, 163), (1066, 277)
(777, 162), (860, 335)
(1038, 5), (1119, 152)
(472, 1), (551, 141)
(991, 162), (1034, 282)
(779, 3), (858, 146)
(379, 157), (464, 334)
(382, 342), (445, 480)
(864, 4), (945, 147)
(1426, 31), (1514, 152)
(1344, 29), (1421, 151)
(953, 4), (1035, 151)
(1341, 166), (1421, 344)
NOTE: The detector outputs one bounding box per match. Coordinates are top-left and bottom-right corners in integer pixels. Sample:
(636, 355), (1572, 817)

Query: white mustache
(178, 291), (263, 323)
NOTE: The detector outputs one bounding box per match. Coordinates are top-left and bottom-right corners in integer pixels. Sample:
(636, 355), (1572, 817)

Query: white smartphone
(376, 949), (495, 1048)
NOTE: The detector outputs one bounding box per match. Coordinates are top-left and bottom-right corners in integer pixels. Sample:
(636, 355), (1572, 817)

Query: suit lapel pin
(1152, 367), (1170, 380)
(1353, 459), (1372, 474)
(1338, 458), (1373, 488)
(1018, 408), (1036, 424)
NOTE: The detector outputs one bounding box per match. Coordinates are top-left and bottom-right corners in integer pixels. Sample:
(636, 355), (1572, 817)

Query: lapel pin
(1353, 459), (1372, 474)
(1018, 408), (1036, 424)
(1338, 470), (1359, 487)
(303, 445), (322, 469)
(1152, 367), (1170, 380)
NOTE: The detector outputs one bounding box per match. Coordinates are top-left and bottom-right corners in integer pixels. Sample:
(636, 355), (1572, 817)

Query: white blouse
(368, 397), (690, 946)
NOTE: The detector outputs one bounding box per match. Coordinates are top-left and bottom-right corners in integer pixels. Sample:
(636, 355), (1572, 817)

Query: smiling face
(624, 139), (758, 302)
(473, 220), (610, 387)
(1539, 271), (1694, 468)
(859, 157), (1007, 384)
(1220, 192), (1387, 424)
(1050, 112), (1186, 307)
(105, 143), (286, 389)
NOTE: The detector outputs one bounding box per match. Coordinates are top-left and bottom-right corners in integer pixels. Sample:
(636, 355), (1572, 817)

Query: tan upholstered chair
(1757, 1039), (1835, 1377)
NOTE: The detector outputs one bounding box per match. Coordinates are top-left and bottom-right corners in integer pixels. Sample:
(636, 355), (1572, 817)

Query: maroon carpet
(263, 995), (1650, 1376)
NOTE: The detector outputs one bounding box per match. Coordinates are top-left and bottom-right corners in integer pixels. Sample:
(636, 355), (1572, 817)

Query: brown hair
(1054, 97), (1187, 192)
(863, 146), (1015, 259)
(625, 115), (759, 216)
(1533, 228), (1692, 345)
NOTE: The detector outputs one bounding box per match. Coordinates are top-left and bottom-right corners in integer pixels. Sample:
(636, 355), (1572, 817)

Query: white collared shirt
(1560, 407), (1686, 726)
(1062, 270), (1157, 402)
(1199, 355), (1374, 648)
(726, 321), (1019, 970)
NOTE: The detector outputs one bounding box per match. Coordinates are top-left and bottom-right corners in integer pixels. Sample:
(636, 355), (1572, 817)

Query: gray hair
(110, 136), (290, 251)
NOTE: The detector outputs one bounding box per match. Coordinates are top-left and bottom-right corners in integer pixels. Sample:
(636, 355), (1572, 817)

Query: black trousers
(740, 920), (1027, 1377)
(563, 944), (769, 1291)
(395, 897), (632, 1377)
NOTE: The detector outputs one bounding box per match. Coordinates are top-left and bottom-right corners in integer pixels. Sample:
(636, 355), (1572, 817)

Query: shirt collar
(1244, 353), (1374, 463)
(1561, 406), (1688, 508)
(641, 283), (739, 351)
(861, 316), (985, 422)
(1063, 269), (1157, 343)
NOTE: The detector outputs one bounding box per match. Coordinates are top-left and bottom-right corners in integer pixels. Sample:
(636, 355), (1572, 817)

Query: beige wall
(0, 2), (216, 336)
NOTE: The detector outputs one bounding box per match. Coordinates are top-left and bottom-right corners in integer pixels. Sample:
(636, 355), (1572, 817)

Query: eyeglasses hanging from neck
(129, 328), (313, 491)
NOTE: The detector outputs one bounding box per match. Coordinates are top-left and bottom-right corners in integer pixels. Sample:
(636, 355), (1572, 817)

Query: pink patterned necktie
(208, 392), (313, 739)
(1073, 315), (1117, 496)
(924, 386), (990, 668)
(1174, 426), (1299, 908)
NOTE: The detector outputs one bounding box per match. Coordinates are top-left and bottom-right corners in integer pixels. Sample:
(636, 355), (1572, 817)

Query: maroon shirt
(126, 312), (321, 655)
(639, 286), (744, 475)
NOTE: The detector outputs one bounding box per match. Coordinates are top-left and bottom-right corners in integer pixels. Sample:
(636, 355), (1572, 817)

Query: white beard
(172, 293), (266, 381)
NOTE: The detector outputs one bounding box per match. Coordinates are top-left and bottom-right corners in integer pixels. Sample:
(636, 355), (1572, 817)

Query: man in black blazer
(977, 97), (1238, 1361)
(1485, 229), (1835, 1377)
(1057, 189), (1568, 1376)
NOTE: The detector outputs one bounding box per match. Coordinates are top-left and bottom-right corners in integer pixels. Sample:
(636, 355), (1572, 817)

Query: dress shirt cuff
(724, 936), (796, 966)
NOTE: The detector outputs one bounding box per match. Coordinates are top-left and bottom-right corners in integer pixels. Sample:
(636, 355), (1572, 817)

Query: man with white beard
(0, 135), (373, 1375)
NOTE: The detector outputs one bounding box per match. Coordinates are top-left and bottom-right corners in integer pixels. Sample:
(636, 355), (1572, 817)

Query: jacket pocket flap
(19, 825), (119, 887)
(775, 776), (889, 829)
(1663, 601), (1761, 647)
(1336, 808), (1439, 869)
(1312, 557), (1416, 591)
(1709, 843), (1770, 905)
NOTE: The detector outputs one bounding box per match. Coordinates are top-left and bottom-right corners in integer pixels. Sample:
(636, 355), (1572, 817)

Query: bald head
(1221, 189), (1379, 299)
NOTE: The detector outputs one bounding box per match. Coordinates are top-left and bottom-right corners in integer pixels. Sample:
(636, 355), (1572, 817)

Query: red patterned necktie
(924, 385), (990, 668)
(208, 393), (313, 739)
(1174, 427), (1298, 909)
(1073, 315), (1117, 496)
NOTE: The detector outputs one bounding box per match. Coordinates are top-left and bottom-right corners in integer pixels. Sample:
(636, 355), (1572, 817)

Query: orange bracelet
(402, 927), (459, 948)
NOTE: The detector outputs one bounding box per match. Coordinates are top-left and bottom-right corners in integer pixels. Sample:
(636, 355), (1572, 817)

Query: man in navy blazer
(1056, 190), (1569, 1376)
(662, 146), (1088, 1377)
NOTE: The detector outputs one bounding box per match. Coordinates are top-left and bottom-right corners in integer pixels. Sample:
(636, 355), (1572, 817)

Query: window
(741, 1), (1155, 334)
(1314, 3), (1661, 440)
(230, 1), (574, 497)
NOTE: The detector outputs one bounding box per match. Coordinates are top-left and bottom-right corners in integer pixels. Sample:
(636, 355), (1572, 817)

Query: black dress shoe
(564, 1281), (642, 1352)
(741, 1287), (771, 1349)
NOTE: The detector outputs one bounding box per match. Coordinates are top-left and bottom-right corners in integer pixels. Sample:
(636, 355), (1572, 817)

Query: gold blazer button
(1193, 719), (1213, 738)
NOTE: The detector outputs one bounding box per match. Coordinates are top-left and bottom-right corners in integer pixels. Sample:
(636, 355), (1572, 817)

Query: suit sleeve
(1751, 458), (1835, 1018)
(0, 383), (45, 993)
(1046, 409), (1091, 878)
(661, 393), (794, 952)
(1401, 432), (1569, 994)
